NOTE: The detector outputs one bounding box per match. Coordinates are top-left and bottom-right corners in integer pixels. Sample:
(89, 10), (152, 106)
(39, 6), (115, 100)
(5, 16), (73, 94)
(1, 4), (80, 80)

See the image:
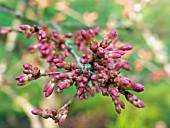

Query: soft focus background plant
(0, 0), (170, 128)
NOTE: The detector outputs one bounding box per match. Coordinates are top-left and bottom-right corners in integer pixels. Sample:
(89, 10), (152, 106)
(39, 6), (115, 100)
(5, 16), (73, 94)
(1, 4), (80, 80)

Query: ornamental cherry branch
(0, 24), (145, 127)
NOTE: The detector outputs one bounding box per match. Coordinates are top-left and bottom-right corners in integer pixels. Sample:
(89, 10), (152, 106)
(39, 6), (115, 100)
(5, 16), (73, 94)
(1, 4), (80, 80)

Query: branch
(62, 94), (77, 109)
(65, 40), (83, 68)
(40, 72), (60, 77)
(65, 41), (94, 78)
(0, 4), (41, 25)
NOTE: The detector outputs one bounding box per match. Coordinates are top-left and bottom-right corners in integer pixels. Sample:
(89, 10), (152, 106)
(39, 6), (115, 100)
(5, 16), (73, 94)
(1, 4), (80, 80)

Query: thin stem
(0, 4), (41, 25)
(65, 40), (83, 69)
(0, 5), (62, 32)
(40, 72), (61, 77)
(62, 94), (77, 109)
(65, 40), (94, 75)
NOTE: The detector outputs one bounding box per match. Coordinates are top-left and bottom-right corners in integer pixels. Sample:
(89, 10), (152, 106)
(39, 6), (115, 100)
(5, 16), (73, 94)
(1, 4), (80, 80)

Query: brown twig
(40, 72), (61, 76)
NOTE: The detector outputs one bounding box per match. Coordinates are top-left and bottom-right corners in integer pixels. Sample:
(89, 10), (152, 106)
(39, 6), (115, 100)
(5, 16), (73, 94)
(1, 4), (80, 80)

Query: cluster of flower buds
(115, 76), (144, 92)
(124, 91), (145, 108)
(31, 105), (69, 126)
(78, 28), (144, 114)
(75, 70), (95, 100)
(15, 64), (40, 86)
(13, 24), (145, 126)
(53, 58), (77, 70)
(74, 27), (100, 53)
(53, 58), (95, 100)
(18, 24), (72, 65)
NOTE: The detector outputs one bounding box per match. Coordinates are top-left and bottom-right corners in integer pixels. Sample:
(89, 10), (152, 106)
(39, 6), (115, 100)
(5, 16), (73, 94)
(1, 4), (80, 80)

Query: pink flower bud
(81, 59), (88, 64)
(23, 69), (32, 74)
(52, 109), (58, 115)
(112, 95), (117, 101)
(58, 114), (67, 127)
(82, 77), (88, 83)
(111, 36), (118, 45)
(45, 47), (51, 55)
(104, 53), (109, 59)
(31, 109), (43, 115)
(136, 100), (145, 108)
(45, 82), (55, 97)
(131, 83), (144, 92)
(19, 74), (29, 82)
(46, 53), (55, 62)
(108, 51), (122, 59)
(84, 93), (88, 99)
(43, 83), (50, 92)
(25, 33), (32, 39)
(65, 33), (73, 38)
(82, 54), (87, 59)
(79, 82), (85, 88)
(18, 25), (31, 33)
(53, 58), (62, 63)
(113, 99), (119, 106)
(93, 27), (100, 34)
(98, 47), (104, 55)
(107, 30), (117, 39)
(88, 29), (95, 37)
(101, 37), (109, 48)
(59, 72), (68, 78)
(90, 41), (98, 51)
(114, 62), (123, 71)
(52, 30), (60, 39)
(17, 81), (26, 86)
(23, 63), (32, 69)
(101, 88), (109, 96)
(76, 76), (82, 82)
(41, 24), (48, 30)
(39, 43), (48, 50)
(115, 107), (121, 114)
(112, 88), (119, 97)
(119, 45), (133, 51)
(115, 50), (125, 55)
(79, 95), (84, 100)
(90, 89), (95, 97)
(58, 82), (65, 90)
(77, 88), (84, 95)
(56, 63), (65, 68)
(81, 30), (90, 42)
(119, 100), (125, 109)
(75, 69), (81, 73)
(91, 74), (98, 80)
(123, 63), (132, 71)
(15, 74), (26, 80)
(95, 85), (100, 93)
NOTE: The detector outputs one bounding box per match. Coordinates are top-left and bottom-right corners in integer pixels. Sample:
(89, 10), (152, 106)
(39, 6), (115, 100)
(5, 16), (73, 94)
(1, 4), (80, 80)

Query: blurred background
(0, 0), (170, 128)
